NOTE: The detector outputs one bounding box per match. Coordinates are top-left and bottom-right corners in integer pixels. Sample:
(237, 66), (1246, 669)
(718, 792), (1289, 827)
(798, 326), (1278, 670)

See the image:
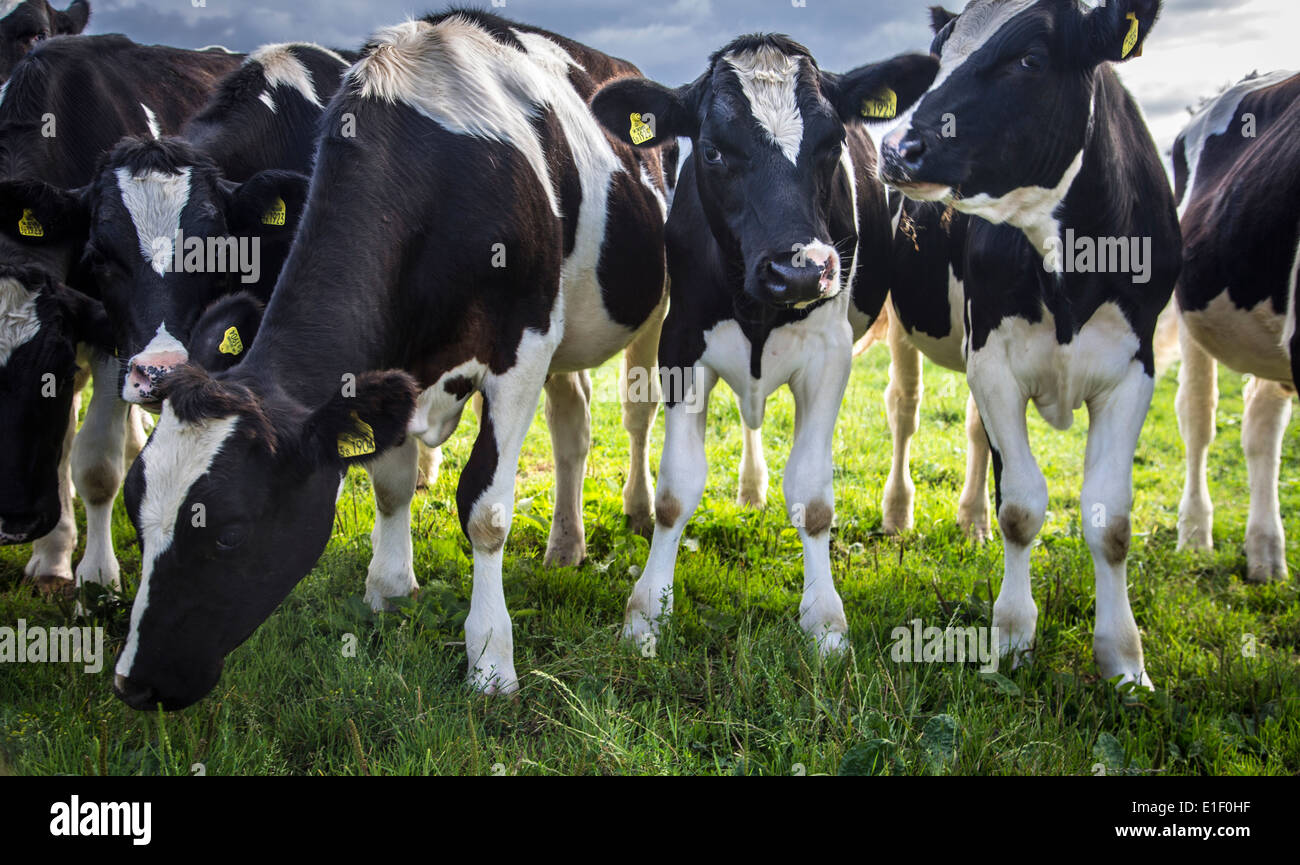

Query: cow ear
(301, 370), (420, 469)
(187, 292), (265, 373)
(1082, 0), (1161, 65)
(929, 6), (958, 34)
(56, 0), (91, 35)
(223, 170), (310, 237)
(0, 180), (90, 247)
(591, 75), (701, 148)
(827, 53), (940, 125)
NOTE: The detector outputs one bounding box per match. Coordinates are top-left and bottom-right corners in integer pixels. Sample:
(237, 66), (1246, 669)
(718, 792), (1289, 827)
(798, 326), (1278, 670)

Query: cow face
(0, 138), (308, 408)
(880, 0), (1161, 241)
(593, 37), (936, 307)
(114, 366), (418, 710)
(0, 266), (106, 544)
(0, 1), (90, 82)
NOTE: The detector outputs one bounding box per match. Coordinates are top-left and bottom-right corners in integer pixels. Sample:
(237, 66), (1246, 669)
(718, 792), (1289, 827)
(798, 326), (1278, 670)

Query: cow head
(114, 366), (418, 710)
(0, 1), (90, 82)
(593, 36), (936, 307)
(0, 137), (309, 408)
(0, 264), (106, 544)
(880, 0), (1161, 247)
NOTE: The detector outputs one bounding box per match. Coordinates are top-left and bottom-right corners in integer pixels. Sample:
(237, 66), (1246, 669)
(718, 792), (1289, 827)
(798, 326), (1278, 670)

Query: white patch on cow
(725, 46), (804, 165)
(258, 92), (277, 113)
(140, 103), (161, 139)
(1283, 230), (1300, 364)
(409, 359), (489, 448)
(115, 166), (192, 277)
(249, 43), (345, 109)
(0, 1), (25, 20)
(928, 0), (1039, 93)
(0, 277), (40, 367)
(199, 45), (237, 54)
(1178, 70), (1295, 218)
(0, 78), (10, 108)
(953, 150), (1084, 261)
(1182, 291), (1291, 383)
(116, 406), (240, 679)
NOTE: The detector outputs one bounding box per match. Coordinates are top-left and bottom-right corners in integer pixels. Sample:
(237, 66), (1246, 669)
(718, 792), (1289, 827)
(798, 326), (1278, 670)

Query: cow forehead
(0, 276), (40, 367)
(113, 166), (194, 277)
(138, 404), (240, 544)
(942, 0), (1042, 67)
(720, 47), (810, 165)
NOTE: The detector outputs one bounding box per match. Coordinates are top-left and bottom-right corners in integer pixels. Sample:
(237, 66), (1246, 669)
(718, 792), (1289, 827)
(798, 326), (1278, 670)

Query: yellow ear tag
(860, 88), (898, 120)
(218, 326), (243, 356)
(18, 208), (44, 238)
(629, 112), (655, 145)
(337, 411), (376, 459)
(261, 197), (287, 227)
(1121, 12), (1142, 59)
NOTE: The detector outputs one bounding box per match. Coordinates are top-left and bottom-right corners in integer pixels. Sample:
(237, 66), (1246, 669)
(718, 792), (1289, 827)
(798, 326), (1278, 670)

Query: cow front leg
(364, 435), (419, 609)
(72, 353), (127, 591)
(124, 405), (149, 466)
(626, 367), (717, 647)
(1176, 323), (1217, 551)
(460, 360), (550, 694)
(620, 301), (665, 536)
(544, 370), (592, 567)
(787, 354), (852, 655)
(1083, 367), (1155, 689)
(737, 417), (768, 508)
(1242, 376), (1292, 583)
(25, 382), (84, 590)
(882, 311), (921, 533)
(956, 393), (992, 541)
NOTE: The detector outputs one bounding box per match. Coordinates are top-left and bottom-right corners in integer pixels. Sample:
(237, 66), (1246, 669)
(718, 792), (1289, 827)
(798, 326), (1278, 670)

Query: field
(1, 348), (1297, 776)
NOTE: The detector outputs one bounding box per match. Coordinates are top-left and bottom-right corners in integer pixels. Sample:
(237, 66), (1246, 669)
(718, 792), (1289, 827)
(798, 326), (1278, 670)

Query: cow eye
(215, 525), (249, 552)
(702, 144), (724, 166)
(1019, 53), (1042, 71)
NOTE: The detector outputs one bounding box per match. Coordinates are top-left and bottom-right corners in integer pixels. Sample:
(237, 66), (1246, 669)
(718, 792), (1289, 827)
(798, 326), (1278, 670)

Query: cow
(0, 34), (241, 594)
(877, 0), (1182, 688)
(111, 11), (673, 709)
(0, 0), (89, 83)
(590, 36), (939, 653)
(1172, 70), (1299, 584)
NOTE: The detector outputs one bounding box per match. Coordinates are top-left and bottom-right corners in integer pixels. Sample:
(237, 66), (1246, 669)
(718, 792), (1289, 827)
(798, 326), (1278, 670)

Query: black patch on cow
(443, 375), (474, 400)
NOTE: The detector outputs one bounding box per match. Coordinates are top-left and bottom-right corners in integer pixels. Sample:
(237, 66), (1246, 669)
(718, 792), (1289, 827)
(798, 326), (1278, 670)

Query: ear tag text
(18, 208), (44, 238)
(261, 197), (287, 227)
(218, 326), (243, 356)
(337, 411), (376, 459)
(629, 112), (655, 145)
(861, 88), (898, 120)
(1122, 12), (1142, 59)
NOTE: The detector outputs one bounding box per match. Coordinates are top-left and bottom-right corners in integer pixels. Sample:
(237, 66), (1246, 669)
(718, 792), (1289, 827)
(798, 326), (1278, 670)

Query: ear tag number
(18, 208), (44, 237)
(337, 411), (376, 459)
(629, 112), (655, 145)
(861, 88), (898, 120)
(261, 197), (287, 227)
(1122, 12), (1142, 59)
(218, 326), (243, 356)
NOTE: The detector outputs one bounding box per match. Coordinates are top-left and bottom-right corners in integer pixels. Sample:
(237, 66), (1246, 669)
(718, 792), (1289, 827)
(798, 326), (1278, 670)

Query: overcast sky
(86, 0), (1297, 156)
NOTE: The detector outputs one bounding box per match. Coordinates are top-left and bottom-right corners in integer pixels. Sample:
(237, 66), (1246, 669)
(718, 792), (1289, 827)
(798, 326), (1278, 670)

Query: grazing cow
(0, 0), (89, 82)
(1173, 70), (1299, 583)
(113, 11), (671, 709)
(878, 0), (1181, 687)
(0, 35), (241, 592)
(591, 36), (939, 652)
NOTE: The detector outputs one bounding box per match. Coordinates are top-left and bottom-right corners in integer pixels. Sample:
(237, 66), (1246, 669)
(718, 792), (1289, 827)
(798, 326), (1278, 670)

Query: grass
(1, 348), (1297, 776)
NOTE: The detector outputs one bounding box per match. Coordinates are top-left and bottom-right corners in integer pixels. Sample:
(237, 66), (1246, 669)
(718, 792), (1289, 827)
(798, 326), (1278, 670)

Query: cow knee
(998, 502), (1042, 548)
(465, 502), (508, 553)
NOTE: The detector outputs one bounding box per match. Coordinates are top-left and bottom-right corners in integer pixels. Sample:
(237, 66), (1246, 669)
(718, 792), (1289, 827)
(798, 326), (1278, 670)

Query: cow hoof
(1245, 536), (1288, 583)
(75, 557), (121, 592)
(469, 664), (519, 695)
(959, 515), (991, 543)
(1176, 508), (1214, 552)
(543, 540), (587, 568)
(1245, 560), (1288, 584)
(23, 551), (72, 585)
(994, 605), (1037, 670)
(363, 582), (418, 613)
(736, 486), (767, 509)
(810, 628), (849, 658)
(28, 574), (75, 600)
(625, 511), (654, 539)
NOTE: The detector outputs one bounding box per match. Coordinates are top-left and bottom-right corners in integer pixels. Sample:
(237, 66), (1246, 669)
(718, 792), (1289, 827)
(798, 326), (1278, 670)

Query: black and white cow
(591, 36), (938, 653)
(878, 0), (1182, 687)
(0, 0), (88, 82)
(0, 35), (241, 592)
(112, 11), (673, 709)
(1172, 70), (1299, 583)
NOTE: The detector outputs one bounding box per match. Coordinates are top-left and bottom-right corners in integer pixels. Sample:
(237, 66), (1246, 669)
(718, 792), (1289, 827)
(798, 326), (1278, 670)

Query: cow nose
(126, 351), (186, 402)
(763, 259), (826, 305)
(882, 134), (928, 180)
(113, 673), (158, 710)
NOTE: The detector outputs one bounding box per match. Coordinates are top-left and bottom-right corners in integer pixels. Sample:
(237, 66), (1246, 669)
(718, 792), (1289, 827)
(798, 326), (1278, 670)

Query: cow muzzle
(755, 242), (840, 308)
(124, 349), (188, 406)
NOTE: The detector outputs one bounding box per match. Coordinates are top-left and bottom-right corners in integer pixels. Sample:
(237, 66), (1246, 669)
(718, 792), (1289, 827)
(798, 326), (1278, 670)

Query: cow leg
(621, 305), (664, 535)
(460, 358), (551, 694)
(737, 417), (768, 508)
(882, 311), (921, 533)
(24, 383), (84, 588)
(1083, 367), (1154, 689)
(543, 370), (592, 567)
(123, 405), (149, 466)
(626, 367), (718, 646)
(972, 374), (1044, 668)
(957, 393), (992, 541)
(415, 442), (442, 490)
(1176, 324), (1217, 551)
(787, 354), (852, 655)
(363, 435), (419, 609)
(1241, 376), (1292, 583)
(72, 353), (127, 590)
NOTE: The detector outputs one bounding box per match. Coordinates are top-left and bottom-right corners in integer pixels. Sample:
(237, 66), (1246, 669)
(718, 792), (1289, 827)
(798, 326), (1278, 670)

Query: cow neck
(1054, 69), (1136, 250)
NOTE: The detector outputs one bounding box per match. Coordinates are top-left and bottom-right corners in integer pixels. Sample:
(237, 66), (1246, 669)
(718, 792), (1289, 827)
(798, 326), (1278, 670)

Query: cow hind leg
(415, 442), (442, 490)
(737, 417), (768, 508)
(882, 313), (921, 534)
(956, 393), (991, 542)
(72, 353), (128, 592)
(543, 371), (592, 567)
(363, 435), (420, 610)
(1083, 368), (1154, 689)
(621, 306), (664, 536)
(1241, 376), (1292, 583)
(1176, 324), (1217, 551)
(25, 385), (83, 591)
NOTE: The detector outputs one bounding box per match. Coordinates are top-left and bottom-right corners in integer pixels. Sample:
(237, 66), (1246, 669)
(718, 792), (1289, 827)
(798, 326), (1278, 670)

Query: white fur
(249, 43), (348, 109)
(725, 46), (804, 165)
(140, 104), (161, 139)
(114, 166), (192, 277)
(72, 353), (129, 590)
(1182, 292), (1291, 383)
(954, 151), (1085, 260)
(0, 277), (40, 367)
(1283, 230), (1300, 356)
(0, 1), (25, 19)
(258, 92), (277, 113)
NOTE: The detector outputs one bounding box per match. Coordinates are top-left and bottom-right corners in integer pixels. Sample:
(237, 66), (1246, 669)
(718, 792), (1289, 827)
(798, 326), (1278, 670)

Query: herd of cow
(0, 0), (1295, 711)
